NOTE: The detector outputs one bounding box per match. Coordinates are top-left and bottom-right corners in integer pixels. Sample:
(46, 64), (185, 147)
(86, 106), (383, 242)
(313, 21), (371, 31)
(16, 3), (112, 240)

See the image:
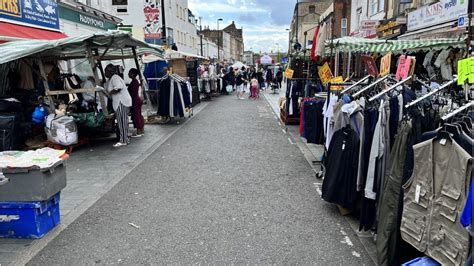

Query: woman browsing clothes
(104, 64), (132, 148)
(127, 68), (145, 137)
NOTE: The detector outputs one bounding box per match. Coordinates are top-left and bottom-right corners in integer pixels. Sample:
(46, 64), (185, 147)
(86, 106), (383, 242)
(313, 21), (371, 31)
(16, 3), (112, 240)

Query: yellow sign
(457, 57), (474, 85)
(0, 0), (20, 16)
(380, 53), (392, 77)
(318, 63), (333, 85)
(329, 76), (344, 90)
(285, 68), (294, 79)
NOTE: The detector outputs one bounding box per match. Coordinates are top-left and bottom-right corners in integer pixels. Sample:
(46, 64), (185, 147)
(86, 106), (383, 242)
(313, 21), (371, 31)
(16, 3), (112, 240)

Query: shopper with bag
(127, 68), (145, 137)
(104, 64), (132, 148)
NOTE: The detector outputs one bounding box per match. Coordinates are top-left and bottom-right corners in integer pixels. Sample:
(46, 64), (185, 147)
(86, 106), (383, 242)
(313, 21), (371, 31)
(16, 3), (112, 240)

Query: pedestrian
(241, 66), (249, 93)
(250, 76), (259, 100)
(257, 68), (264, 90)
(127, 68), (145, 137)
(276, 68), (283, 89)
(104, 64), (132, 148)
(235, 70), (246, 99)
(265, 68), (273, 90)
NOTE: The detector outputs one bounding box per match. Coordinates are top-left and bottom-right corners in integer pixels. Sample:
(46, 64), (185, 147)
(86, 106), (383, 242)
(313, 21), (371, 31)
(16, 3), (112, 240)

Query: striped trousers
(116, 103), (129, 144)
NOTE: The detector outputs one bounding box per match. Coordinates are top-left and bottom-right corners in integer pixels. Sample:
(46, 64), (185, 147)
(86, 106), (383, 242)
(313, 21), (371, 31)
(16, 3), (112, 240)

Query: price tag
(415, 185), (421, 204)
(440, 139), (447, 145)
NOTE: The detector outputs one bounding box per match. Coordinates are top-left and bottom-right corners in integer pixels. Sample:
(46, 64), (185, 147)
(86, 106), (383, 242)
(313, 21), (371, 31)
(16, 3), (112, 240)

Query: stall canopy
(259, 55), (273, 65)
(231, 61), (249, 69)
(325, 36), (469, 54)
(0, 31), (165, 65)
(142, 47), (206, 63)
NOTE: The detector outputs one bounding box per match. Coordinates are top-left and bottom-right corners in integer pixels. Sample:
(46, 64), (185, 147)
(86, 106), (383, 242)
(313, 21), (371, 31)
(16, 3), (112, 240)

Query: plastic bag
(45, 114), (78, 146)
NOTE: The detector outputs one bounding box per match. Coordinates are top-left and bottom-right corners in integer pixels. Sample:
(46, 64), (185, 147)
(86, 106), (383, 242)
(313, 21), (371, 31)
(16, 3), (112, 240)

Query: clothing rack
(341, 75), (371, 94)
(414, 77), (432, 92)
(352, 75), (390, 98)
(369, 76), (412, 102)
(405, 78), (457, 108)
(441, 101), (474, 120)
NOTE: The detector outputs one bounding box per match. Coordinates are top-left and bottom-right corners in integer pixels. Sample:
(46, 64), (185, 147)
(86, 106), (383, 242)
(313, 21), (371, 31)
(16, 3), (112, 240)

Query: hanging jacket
(401, 138), (471, 266)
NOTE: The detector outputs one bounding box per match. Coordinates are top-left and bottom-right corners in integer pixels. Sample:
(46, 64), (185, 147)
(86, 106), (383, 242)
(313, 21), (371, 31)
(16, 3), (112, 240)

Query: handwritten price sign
(318, 63), (333, 86)
(380, 53), (392, 77)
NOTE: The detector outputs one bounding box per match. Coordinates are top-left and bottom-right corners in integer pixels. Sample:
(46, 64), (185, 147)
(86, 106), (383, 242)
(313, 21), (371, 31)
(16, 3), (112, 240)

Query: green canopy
(325, 36), (468, 54)
(0, 31), (165, 65)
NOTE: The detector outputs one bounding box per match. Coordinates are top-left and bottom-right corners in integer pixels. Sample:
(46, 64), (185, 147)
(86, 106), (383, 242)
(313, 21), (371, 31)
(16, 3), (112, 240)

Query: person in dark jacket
(265, 68), (273, 90)
(257, 68), (264, 90)
(127, 68), (145, 137)
(276, 69), (283, 89)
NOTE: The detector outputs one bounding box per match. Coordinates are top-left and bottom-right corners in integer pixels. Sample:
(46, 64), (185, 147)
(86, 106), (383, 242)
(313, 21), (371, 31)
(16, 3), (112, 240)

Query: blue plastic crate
(402, 256), (440, 266)
(0, 193), (60, 238)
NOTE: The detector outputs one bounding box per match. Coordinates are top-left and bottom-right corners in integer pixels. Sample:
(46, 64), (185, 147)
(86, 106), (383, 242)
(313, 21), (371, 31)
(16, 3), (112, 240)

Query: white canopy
(260, 55), (273, 65)
(231, 61), (249, 69)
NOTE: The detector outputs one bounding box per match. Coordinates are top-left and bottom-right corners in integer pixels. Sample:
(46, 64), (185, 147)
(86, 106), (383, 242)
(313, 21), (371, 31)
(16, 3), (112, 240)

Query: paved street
(28, 95), (373, 264)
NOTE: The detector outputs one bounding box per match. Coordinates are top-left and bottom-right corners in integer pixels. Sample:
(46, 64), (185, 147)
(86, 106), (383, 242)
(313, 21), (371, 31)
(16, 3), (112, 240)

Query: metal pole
(161, 0), (167, 47)
(199, 17), (203, 57)
(296, 0), (299, 47)
(468, 0), (472, 54)
(304, 31), (307, 60)
(217, 19), (220, 61)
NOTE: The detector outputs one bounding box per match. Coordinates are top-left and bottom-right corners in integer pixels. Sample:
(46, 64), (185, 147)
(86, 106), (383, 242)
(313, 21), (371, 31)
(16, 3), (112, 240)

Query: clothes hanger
(462, 116), (473, 129)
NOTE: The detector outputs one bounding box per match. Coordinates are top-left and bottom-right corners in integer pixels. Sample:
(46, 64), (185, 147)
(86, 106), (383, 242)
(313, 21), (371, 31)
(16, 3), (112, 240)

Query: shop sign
(0, 0), (59, 30)
(395, 55), (414, 80)
(285, 68), (294, 79)
(318, 63), (333, 85)
(59, 6), (117, 30)
(361, 55), (379, 77)
(407, 0), (468, 31)
(457, 57), (474, 85)
(144, 0), (162, 40)
(379, 53), (392, 77)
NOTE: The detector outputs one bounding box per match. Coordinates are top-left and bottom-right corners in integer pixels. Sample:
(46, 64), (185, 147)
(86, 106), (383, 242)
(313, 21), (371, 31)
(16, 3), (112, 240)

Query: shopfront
(0, 0), (67, 42)
(58, 3), (120, 37)
(376, 18), (406, 39)
(400, 0), (468, 39)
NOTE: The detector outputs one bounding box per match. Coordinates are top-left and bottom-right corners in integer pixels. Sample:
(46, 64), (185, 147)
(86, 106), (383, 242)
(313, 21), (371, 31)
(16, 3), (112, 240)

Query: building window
(356, 8), (362, 28)
(112, 0), (127, 5)
(117, 7), (127, 13)
(309, 5), (315, 13)
(370, 0), (384, 15)
(341, 18), (348, 36)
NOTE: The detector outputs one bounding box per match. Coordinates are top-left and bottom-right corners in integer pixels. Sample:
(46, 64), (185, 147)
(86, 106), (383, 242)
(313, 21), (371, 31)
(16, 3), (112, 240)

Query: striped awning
(325, 36), (468, 54)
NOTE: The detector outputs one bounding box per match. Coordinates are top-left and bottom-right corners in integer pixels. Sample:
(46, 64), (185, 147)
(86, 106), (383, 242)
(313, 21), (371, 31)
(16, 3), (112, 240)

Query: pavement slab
(27, 95), (374, 265)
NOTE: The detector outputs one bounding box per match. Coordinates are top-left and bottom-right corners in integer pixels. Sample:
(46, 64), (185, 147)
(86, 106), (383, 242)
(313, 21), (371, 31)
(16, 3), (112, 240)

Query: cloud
(238, 14), (257, 23)
(188, 0), (292, 53)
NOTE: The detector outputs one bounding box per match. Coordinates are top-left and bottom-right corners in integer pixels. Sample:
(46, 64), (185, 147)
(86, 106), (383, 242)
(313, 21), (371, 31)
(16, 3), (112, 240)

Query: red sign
(144, 1), (162, 40)
(395, 55), (413, 80)
(361, 55), (379, 77)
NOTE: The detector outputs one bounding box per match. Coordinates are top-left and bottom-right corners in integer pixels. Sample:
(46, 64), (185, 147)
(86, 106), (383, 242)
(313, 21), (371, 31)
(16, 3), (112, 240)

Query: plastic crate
(0, 193), (60, 238)
(402, 256), (440, 266)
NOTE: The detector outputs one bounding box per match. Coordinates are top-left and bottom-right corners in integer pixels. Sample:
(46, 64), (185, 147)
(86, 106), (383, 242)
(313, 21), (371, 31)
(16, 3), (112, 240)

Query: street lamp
(217, 18), (223, 61)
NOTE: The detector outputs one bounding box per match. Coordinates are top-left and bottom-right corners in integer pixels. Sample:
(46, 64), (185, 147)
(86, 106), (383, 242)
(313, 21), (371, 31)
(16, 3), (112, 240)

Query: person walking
(127, 68), (145, 137)
(235, 70), (246, 99)
(257, 68), (264, 91)
(104, 64), (132, 148)
(241, 66), (249, 93)
(276, 68), (283, 89)
(250, 76), (259, 100)
(265, 68), (273, 90)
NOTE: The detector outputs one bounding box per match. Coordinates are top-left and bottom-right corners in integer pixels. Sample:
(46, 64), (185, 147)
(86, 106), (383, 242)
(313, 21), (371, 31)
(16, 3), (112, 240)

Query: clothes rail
(441, 101), (474, 120)
(414, 77), (432, 91)
(405, 78), (457, 108)
(341, 75), (370, 94)
(353, 75), (390, 98)
(369, 76), (412, 102)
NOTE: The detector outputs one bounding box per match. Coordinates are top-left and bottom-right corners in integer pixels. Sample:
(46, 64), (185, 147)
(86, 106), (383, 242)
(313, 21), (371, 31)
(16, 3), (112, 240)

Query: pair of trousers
(376, 120), (412, 266)
(116, 103), (129, 144)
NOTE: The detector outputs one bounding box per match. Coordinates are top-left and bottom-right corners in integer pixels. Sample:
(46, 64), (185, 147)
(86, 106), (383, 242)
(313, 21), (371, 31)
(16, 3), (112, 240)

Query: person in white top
(104, 64), (132, 148)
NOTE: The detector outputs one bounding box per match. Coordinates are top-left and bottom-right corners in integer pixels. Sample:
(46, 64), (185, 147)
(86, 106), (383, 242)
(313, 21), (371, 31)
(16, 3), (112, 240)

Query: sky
(188, 0), (295, 54)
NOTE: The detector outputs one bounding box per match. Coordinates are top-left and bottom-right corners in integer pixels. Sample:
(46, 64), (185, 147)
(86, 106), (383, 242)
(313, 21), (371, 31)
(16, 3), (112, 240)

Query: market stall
(294, 36), (474, 265)
(0, 32), (164, 152)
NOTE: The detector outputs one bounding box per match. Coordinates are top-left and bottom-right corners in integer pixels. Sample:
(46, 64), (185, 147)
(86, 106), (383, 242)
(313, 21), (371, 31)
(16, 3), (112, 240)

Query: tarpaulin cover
(0, 31), (165, 65)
